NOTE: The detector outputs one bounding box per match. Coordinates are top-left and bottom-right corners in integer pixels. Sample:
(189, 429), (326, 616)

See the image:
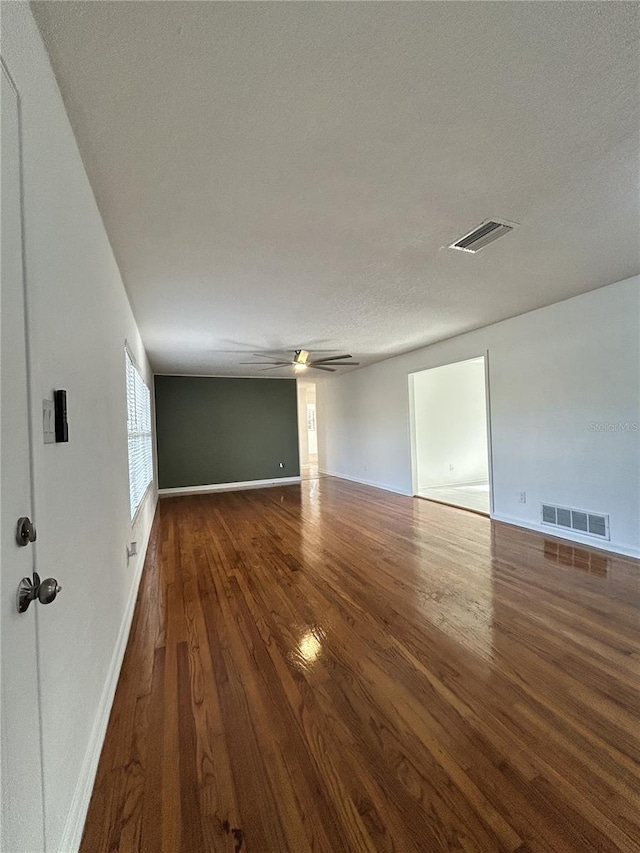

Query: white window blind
(126, 350), (153, 519)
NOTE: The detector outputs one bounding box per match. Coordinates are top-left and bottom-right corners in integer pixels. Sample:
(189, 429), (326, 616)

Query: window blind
(126, 350), (153, 519)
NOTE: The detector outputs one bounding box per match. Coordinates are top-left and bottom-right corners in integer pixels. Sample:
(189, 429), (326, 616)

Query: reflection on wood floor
(81, 477), (640, 852)
(299, 462), (321, 480)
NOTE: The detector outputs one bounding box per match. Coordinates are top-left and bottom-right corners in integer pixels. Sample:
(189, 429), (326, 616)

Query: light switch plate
(43, 399), (55, 444)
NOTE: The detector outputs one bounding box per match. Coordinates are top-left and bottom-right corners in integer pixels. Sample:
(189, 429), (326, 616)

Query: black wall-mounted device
(54, 390), (69, 442)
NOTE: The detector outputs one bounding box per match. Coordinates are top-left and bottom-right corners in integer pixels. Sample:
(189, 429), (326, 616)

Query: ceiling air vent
(541, 503), (609, 540)
(450, 219), (518, 253)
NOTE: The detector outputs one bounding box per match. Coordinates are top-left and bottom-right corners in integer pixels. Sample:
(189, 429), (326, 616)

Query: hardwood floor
(417, 482), (491, 515)
(80, 477), (640, 852)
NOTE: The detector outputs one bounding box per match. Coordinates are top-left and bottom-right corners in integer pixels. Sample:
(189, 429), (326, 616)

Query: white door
(0, 63), (46, 853)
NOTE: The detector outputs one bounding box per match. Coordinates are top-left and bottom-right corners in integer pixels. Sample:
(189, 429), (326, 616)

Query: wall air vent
(450, 219), (518, 253)
(541, 503), (609, 540)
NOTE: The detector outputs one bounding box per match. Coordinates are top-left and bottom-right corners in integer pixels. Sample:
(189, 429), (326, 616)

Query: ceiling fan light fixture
(241, 349), (356, 373)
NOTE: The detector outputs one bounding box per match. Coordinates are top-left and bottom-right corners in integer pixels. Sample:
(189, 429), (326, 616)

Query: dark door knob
(16, 516), (37, 546)
(38, 577), (62, 605)
(17, 572), (62, 613)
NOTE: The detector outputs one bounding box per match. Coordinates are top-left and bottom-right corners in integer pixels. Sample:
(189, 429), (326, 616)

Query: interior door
(0, 62), (46, 853)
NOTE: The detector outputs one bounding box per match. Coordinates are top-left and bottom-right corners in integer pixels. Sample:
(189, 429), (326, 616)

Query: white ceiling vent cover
(541, 503), (610, 540)
(450, 219), (518, 253)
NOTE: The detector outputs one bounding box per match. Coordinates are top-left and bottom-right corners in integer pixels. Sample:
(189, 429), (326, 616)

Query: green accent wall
(154, 376), (300, 489)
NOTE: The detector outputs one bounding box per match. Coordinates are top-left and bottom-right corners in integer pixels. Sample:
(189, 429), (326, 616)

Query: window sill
(131, 480), (154, 528)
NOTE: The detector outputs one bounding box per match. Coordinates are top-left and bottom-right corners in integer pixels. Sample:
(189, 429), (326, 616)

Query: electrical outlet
(279, 461), (285, 468)
(518, 491), (527, 504)
(449, 463), (454, 471)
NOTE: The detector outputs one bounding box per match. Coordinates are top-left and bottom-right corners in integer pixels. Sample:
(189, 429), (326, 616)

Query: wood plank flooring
(80, 477), (640, 852)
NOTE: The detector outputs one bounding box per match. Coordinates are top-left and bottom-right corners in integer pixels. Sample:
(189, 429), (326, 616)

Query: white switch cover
(43, 399), (55, 444)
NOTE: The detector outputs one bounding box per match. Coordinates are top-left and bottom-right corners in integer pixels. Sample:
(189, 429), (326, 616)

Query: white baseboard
(491, 512), (640, 559)
(58, 494), (158, 853)
(159, 476), (301, 497)
(318, 469), (412, 497)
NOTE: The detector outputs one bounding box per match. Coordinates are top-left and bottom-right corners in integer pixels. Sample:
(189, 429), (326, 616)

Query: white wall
(413, 358), (489, 489)
(318, 276), (640, 557)
(2, 6), (157, 851)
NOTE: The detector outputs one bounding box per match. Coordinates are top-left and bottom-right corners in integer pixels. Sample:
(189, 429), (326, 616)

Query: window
(126, 349), (153, 519)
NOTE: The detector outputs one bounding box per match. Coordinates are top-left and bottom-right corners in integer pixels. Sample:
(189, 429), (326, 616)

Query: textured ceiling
(32, 1), (640, 377)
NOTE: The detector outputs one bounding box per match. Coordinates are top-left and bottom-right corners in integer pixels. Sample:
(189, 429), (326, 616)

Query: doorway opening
(297, 380), (319, 480)
(410, 356), (492, 515)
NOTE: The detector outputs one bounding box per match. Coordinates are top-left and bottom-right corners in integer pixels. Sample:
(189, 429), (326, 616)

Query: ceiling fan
(240, 349), (360, 373)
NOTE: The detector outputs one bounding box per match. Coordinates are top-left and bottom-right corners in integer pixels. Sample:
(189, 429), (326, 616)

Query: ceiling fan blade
(311, 360), (359, 365)
(240, 361), (291, 365)
(250, 352), (291, 359)
(308, 365), (336, 372)
(256, 365), (290, 371)
(310, 354), (353, 363)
